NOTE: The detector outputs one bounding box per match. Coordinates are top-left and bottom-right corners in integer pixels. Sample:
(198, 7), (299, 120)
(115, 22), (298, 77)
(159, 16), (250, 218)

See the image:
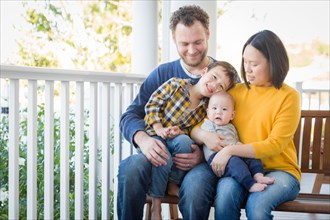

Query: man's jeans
(117, 151), (218, 220)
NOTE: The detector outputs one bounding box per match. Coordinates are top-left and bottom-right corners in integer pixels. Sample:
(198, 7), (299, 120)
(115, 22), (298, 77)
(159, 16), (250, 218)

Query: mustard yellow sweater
(228, 83), (301, 182)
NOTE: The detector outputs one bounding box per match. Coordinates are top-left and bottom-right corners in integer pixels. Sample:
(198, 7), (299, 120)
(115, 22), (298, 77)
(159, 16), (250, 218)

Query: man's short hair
(169, 5), (209, 32)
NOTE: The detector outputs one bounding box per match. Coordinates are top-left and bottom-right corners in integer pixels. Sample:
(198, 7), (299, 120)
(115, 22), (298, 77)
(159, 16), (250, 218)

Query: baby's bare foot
(249, 183), (267, 192)
(151, 200), (162, 220)
(167, 182), (179, 197)
(254, 174), (275, 185)
(151, 211), (162, 220)
(151, 210), (162, 220)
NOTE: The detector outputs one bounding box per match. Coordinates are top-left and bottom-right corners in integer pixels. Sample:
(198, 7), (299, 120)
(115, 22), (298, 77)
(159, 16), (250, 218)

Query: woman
(191, 30), (301, 219)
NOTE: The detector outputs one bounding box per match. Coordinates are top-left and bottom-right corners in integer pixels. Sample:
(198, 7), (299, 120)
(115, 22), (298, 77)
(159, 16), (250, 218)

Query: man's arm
(119, 68), (161, 146)
(119, 69), (170, 166)
(120, 60), (183, 145)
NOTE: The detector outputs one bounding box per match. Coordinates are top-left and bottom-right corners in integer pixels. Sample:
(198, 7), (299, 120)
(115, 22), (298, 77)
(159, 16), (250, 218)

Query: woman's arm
(211, 143), (255, 177)
(191, 122), (225, 152)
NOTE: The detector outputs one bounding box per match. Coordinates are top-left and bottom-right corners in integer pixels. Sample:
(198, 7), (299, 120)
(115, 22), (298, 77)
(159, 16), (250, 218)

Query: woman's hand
(191, 127), (226, 151)
(211, 147), (232, 177)
(203, 131), (226, 152)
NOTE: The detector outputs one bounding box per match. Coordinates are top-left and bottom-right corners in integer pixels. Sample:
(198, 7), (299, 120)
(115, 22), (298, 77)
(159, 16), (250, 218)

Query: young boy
(202, 91), (275, 192)
(144, 61), (238, 219)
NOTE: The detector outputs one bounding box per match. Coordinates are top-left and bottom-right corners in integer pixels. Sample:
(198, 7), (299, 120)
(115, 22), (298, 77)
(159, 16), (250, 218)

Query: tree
(16, 0), (132, 72)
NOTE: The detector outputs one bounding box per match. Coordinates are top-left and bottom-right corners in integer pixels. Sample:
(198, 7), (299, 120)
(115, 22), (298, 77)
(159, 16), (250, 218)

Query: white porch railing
(0, 65), (145, 219)
(294, 82), (330, 110)
(1, 65), (329, 219)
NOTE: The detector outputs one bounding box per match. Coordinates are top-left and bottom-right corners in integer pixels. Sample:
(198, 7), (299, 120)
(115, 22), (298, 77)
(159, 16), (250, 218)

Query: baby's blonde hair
(208, 91), (235, 108)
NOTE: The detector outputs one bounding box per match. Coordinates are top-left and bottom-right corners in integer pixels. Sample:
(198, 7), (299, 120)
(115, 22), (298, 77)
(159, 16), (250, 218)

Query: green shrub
(0, 104), (114, 219)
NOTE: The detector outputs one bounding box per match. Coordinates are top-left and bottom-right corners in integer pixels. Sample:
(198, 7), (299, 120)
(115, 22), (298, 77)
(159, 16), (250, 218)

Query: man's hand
(134, 131), (169, 167)
(172, 144), (204, 171)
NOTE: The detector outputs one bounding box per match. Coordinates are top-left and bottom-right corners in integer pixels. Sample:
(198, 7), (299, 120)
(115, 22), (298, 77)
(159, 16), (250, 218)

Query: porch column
(162, 0), (217, 62)
(132, 1), (158, 75)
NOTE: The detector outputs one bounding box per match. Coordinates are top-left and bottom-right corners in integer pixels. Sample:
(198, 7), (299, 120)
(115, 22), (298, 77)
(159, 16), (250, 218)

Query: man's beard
(180, 50), (208, 67)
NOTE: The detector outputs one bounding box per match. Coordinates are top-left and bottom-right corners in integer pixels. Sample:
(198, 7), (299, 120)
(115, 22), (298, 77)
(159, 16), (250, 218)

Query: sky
(217, 0), (329, 45)
(1, 1), (26, 63)
(216, 0), (329, 83)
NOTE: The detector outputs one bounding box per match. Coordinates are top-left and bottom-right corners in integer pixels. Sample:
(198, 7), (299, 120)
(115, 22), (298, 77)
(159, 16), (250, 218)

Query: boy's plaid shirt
(144, 77), (207, 136)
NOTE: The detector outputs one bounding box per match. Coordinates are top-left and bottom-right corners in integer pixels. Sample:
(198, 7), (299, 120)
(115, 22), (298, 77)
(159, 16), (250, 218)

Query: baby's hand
(155, 127), (169, 140)
(167, 126), (183, 138)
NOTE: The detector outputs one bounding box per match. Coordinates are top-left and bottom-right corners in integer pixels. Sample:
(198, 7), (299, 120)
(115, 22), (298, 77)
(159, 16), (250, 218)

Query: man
(118, 5), (222, 220)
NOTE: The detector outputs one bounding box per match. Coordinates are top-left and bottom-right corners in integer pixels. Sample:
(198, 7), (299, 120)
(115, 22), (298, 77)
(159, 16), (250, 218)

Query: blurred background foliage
(16, 0), (132, 72)
(2, 0), (329, 74)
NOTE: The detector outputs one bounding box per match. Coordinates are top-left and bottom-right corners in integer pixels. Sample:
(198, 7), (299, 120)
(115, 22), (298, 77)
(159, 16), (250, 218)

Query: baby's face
(207, 94), (235, 126)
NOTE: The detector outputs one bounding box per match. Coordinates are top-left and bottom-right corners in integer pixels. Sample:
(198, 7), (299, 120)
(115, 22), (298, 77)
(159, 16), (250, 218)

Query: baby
(202, 91), (275, 192)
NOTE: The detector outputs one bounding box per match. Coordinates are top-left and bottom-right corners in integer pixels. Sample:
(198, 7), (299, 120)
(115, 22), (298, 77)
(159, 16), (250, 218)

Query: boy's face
(199, 66), (231, 97)
(207, 94), (235, 126)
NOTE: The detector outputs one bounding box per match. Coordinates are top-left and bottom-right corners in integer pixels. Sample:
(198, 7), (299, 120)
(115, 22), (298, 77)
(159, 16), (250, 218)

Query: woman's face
(242, 45), (272, 87)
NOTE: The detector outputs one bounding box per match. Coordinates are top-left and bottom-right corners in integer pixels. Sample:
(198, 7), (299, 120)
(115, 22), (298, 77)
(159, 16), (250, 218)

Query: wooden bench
(145, 110), (330, 219)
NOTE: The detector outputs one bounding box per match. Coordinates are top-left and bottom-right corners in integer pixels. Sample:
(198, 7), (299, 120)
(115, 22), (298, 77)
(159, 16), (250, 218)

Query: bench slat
(301, 116), (312, 171)
(324, 116), (330, 170)
(147, 194), (330, 214)
(276, 193), (330, 214)
(312, 117), (322, 170)
(275, 199), (330, 214)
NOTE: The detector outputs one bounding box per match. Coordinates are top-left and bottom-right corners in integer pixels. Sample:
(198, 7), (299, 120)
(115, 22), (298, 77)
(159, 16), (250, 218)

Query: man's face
(173, 21), (209, 67)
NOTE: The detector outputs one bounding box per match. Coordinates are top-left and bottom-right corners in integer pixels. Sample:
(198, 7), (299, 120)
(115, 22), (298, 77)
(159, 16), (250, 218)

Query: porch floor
(241, 211), (330, 220)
